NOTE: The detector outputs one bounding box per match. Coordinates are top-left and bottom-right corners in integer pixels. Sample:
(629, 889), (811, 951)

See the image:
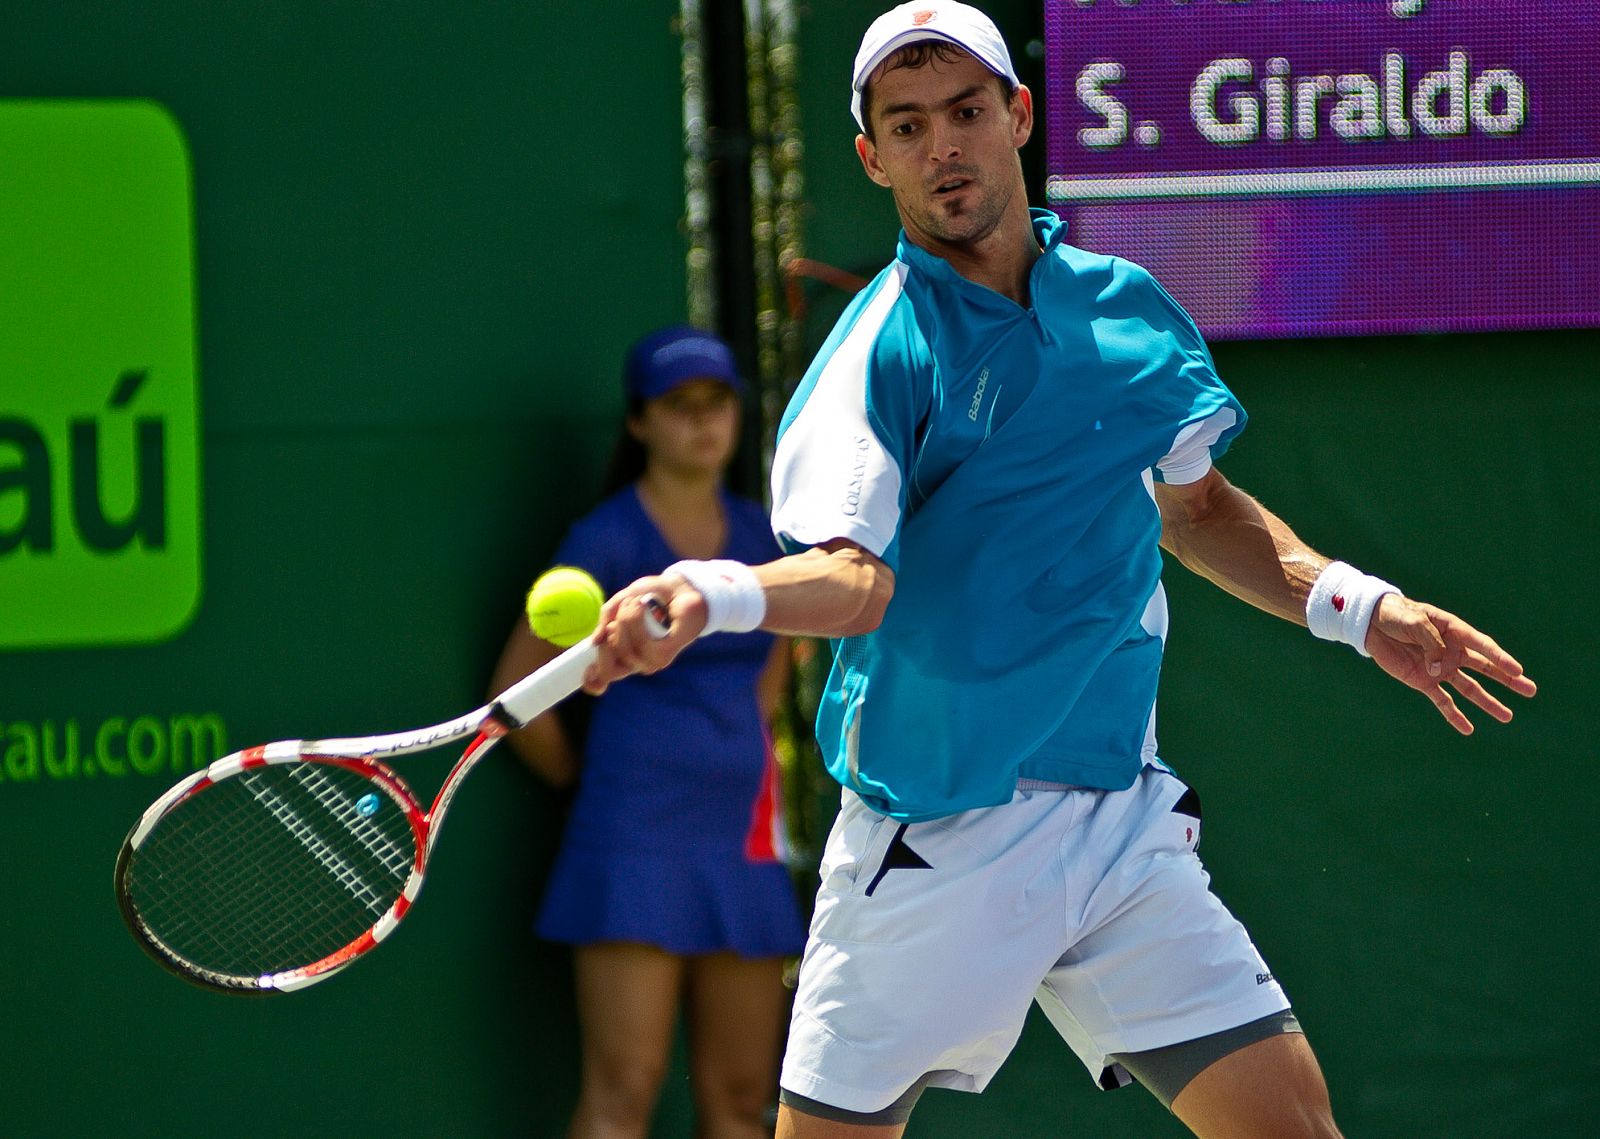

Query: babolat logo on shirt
(0, 102), (202, 649)
(967, 367), (990, 422)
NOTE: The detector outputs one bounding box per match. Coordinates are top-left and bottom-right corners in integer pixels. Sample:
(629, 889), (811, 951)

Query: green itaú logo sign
(0, 101), (202, 649)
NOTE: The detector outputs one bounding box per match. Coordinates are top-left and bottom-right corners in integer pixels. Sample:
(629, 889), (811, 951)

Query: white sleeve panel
(1156, 408), (1239, 485)
(770, 264), (909, 559)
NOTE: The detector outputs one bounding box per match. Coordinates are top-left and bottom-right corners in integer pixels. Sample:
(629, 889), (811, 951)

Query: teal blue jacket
(771, 211), (1245, 821)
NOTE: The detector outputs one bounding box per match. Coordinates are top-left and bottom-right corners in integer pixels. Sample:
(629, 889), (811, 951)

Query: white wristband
(1306, 560), (1400, 658)
(665, 559), (766, 635)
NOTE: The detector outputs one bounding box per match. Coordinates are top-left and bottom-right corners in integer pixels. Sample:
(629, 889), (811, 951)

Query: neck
(635, 463), (728, 560)
(908, 198), (1040, 306)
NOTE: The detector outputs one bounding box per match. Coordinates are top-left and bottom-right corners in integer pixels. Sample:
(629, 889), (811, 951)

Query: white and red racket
(114, 606), (664, 994)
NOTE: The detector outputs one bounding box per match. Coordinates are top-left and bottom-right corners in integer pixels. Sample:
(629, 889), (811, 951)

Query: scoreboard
(1045, 0), (1599, 338)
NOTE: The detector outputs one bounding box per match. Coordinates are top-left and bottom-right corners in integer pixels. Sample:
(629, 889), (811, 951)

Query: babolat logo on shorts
(0, 101), (202, 649)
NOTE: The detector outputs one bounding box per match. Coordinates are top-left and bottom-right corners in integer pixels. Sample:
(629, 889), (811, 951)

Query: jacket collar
(895, 208), (1068, 306)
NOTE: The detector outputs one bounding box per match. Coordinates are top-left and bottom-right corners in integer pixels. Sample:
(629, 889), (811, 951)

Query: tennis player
(584, 3), (1537, 1136)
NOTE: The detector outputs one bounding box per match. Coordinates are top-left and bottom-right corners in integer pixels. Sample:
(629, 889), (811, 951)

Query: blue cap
(624, 326), (745, 401)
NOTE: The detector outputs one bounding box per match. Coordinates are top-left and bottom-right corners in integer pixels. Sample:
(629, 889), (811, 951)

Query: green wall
(1, 3), (687, 1135)
(2, 3), (1594, 1137)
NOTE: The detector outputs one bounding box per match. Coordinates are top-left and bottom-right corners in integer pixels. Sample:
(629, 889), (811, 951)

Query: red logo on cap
(912, 9), (936, 25)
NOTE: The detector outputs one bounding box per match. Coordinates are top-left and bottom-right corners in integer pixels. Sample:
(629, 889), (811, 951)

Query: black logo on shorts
(1256, 972), (1275, 986)
(863, 824), (931, 897)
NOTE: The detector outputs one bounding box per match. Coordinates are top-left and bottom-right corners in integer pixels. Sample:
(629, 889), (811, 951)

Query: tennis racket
(114, 606), (665, 995)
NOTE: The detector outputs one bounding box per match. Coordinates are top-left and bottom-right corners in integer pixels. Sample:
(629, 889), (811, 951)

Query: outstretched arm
(1154, 467), (1536, 734)
(581, 539), (895, 695)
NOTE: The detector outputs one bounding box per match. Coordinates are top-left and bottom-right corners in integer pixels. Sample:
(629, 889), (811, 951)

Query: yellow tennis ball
(526, 566), (605, 648)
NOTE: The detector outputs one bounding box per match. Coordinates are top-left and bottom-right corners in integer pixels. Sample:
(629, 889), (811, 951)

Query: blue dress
(535, 485), (807, 958)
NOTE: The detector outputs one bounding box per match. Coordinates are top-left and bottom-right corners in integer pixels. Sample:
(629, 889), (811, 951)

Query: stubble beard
(899, 172), (1014, 250)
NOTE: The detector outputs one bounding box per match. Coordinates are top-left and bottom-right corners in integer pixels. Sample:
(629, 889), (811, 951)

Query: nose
(927, 121), (960, 164)
(682, 398), (725, 423)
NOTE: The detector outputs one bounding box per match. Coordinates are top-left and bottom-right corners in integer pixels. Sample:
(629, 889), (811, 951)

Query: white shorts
(779, 768), (1291, 1115)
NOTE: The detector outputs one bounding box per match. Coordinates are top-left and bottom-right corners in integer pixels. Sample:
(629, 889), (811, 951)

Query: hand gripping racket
(114, 607), (665, 994)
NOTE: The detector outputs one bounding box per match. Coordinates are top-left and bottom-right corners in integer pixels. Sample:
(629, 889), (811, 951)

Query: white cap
(851, 1), (1019, 131)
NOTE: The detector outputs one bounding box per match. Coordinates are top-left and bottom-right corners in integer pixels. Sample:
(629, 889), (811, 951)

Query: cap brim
(851, 29), (1011, 130)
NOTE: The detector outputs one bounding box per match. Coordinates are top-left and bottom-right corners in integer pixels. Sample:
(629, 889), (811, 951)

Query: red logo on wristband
(1332, 594), (1346, 613)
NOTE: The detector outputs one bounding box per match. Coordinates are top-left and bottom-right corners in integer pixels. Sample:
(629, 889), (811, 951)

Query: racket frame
(115, 633), (606, 993)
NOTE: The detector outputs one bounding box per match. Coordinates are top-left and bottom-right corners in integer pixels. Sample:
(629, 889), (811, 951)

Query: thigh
(1113, 1010), (1302, 1109)
(573, 942), (685, 1074)
(1170, 1031), (1340, 1139)
(685, 952), (789, 1090)
(775, 1102), (905, 1139)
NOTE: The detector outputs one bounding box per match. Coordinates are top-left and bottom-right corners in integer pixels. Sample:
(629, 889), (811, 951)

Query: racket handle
(496, 595), (671, 727)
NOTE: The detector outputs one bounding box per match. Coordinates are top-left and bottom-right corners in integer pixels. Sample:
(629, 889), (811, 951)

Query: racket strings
(245, 764), (411, 908)
(124, 762), (419, 980)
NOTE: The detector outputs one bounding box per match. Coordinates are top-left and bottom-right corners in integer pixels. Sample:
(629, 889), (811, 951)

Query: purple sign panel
(1045, 0), (1600, 338)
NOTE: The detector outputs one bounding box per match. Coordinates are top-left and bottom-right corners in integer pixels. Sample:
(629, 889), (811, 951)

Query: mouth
(932, 177), (971, 197)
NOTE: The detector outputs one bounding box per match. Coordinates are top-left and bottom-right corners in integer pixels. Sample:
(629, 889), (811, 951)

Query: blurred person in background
(490, 326), (805, 1139)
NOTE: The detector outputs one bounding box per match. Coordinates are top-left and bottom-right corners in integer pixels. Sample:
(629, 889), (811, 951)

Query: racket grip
(496, 595), (671, 727)
(641, 595), (670, 638)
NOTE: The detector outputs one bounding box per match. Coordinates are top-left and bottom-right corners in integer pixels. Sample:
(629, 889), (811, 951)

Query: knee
(692, 1063), (774, 1130)
(579, 1051), (671, 1129)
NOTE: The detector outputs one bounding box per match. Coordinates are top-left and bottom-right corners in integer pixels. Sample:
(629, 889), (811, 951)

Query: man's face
(856, 47), (1031, 250)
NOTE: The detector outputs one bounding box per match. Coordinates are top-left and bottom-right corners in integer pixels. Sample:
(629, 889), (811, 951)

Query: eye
(890, 120), (918, 138)
(956, 105), (982, 122)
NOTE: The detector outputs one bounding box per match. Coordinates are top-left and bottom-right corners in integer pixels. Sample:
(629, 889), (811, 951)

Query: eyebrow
(878, 83), (989, 120)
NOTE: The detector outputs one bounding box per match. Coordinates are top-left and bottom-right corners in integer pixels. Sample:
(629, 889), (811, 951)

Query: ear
(1011, 83), (1034, 149)
(856, 133), (892, 189)
(626, 411), (648, 444)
